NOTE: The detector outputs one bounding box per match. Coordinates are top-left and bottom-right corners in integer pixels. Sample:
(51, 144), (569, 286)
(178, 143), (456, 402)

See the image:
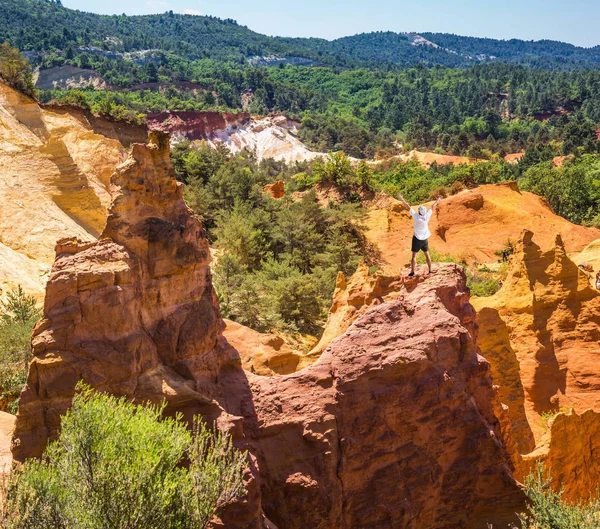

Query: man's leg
(410, 252), (417, 275)
(424, 251), (432, 273)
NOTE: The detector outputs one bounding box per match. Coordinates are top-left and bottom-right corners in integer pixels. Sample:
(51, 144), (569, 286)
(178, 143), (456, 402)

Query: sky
(60, 0), (600, 48)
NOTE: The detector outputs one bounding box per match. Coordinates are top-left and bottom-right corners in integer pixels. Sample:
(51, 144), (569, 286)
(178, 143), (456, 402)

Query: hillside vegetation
(4, 0), (600, 69)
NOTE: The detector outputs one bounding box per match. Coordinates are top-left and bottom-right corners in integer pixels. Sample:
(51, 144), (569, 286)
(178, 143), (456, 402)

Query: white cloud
(184, 8), (202, 15)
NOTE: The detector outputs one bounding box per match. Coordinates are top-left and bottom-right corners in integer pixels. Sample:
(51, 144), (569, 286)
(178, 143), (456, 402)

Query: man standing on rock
(397, 194), (441, 276)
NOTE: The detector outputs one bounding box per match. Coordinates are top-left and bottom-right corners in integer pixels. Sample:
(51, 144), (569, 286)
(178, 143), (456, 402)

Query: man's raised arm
(397, 194), (411, 210)
(431, 197), (442, 210)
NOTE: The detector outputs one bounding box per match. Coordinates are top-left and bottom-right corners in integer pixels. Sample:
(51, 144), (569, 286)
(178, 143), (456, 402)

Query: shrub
(517, 463), (600, 529)
(1, 286), (40, 325)
(0, 43), (35, 97)
(467, 275), (501, 297)
(450, 181), (466, 195)
(313, 151), (355, 186)
(494, 238), (517, 259)
(1, 386), (247, 529)
(0, 286), (40, 413)
(430, 186), (448, 200)
(540, 407), (572, 429)
(416, 248), (461, 266)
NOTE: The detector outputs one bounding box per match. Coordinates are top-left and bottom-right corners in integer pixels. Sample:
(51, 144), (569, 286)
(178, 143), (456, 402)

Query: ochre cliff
(0, 81), (127, 298)
(522, 408), (600, 503)
(473, 230), (600, 498)
(223, 319), (306, 376)
(13, 134), (525, 528)
(473, 230), (600, 442)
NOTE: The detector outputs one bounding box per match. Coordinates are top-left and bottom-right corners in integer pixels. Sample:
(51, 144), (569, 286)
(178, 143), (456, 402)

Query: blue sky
(61, 0), (600, 47)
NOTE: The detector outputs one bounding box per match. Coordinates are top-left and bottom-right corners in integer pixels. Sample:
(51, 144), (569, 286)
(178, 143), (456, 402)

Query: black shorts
(411, 236), (429, 253)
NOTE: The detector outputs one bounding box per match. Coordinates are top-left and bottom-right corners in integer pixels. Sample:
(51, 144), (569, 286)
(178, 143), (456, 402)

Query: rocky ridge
(12, 133), (525, 528)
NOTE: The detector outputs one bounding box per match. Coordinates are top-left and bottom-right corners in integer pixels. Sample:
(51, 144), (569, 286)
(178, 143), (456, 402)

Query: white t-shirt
(410, 207), (433, 240)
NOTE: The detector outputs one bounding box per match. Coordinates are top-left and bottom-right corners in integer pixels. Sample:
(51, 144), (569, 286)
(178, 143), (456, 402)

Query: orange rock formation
(263, 181), (285, 199)
(223, 319), (305, 375)
(522, 409), (600, 502)
(474, 231), (600, 498)
(305, 262), (403, 362)
(12, 134), (525, 528)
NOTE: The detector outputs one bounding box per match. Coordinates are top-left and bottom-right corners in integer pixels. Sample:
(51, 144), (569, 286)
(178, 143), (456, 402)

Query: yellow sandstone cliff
(0, 81), (125, 298)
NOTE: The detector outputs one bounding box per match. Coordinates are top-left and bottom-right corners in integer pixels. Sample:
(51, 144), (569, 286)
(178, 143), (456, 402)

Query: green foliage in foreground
(1, 387), (247, 529)
(517, 463), (600, 529)
(0, 286), (39, 413)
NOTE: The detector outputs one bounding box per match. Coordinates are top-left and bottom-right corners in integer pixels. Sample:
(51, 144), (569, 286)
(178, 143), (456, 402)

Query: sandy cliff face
(13, 134), (524, 528)
(366, 182), (600, 271)
(0, 81), (126, 298)
(473, 231), (600, 499)
(473, 231), (600, 441)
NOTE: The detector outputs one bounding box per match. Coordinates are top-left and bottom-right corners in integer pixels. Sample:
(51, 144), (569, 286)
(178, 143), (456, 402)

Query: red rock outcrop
(147, 111), (250, 141)
(304, 262), (403, 363)
(13, 134), (525, 528)
(13, 131), (231, 458)
(224, 265), (525, 528)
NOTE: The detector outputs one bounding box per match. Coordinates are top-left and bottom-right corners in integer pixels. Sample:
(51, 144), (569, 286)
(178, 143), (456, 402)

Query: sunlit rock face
(13, 133), (524, 528)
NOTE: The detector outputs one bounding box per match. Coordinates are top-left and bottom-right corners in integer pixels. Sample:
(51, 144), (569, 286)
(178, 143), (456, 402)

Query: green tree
(213, 202), (272, 270)
(1, 387), (247, 529)
(313, 152), (355, 186)
(0, 286), (39, 413)
(0, 42), (35, 97)
(355, 160), (374, 189)
(1, 285), (40, 325)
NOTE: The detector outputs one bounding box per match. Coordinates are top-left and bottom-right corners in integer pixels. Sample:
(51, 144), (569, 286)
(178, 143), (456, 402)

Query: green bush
(416, 248), (461, 265)
(0, 286), (40, 412)
(467, 274), (501, 297)
(517, 463), (600, 529)
(1, 387), (247, 529)
(0, 43), (35, 97)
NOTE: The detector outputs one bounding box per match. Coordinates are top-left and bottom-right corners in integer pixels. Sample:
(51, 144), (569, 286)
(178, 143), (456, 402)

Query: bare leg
(424, 251), (432, 273)
(410, 252), (417, 275)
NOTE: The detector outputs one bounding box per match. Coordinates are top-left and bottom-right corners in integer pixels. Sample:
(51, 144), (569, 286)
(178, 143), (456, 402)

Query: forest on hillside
(4, 0), (600, 70)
